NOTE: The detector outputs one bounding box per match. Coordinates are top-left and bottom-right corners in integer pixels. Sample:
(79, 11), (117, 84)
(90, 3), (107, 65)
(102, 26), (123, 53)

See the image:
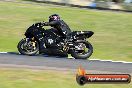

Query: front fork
(24, 37), (36, 50)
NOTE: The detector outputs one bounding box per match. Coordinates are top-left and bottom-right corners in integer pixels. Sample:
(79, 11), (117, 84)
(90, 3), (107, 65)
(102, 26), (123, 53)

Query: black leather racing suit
(44, 20), (71, 38)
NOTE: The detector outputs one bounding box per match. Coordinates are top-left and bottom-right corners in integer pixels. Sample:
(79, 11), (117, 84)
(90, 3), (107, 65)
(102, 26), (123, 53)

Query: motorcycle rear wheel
(17, 39), (39, 55)
(70, 41), (93, 59)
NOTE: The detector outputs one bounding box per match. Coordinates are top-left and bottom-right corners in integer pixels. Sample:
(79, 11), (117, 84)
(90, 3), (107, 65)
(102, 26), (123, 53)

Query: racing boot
(65, 34), (73, 42)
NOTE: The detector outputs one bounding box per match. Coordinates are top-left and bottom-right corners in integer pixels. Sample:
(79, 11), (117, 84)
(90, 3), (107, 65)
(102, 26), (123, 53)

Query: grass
(0, 68), (131, 88)
(0, 1), (132, 61)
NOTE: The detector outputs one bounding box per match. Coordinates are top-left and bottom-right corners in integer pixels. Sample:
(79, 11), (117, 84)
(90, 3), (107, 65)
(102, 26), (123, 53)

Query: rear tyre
(17, 39), (39, 56)
(70, 41), (93, 59)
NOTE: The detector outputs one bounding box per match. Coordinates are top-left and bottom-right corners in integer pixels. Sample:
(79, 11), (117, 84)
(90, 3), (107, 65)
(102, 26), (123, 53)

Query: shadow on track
(5, 52), (72, 59)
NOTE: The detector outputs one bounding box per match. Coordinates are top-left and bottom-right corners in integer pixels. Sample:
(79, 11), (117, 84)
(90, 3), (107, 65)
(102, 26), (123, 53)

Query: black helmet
(49, 14), (60, 22)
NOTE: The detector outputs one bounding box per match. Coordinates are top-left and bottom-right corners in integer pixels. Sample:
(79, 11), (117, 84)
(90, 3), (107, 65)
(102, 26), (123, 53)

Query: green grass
(0, 68), (131, 88)
(0, 1), (132, 61)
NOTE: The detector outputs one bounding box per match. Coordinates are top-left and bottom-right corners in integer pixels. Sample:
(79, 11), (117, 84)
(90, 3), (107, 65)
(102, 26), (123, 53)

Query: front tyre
(70, 41), (93, 59)
(17, 39), (39, 56)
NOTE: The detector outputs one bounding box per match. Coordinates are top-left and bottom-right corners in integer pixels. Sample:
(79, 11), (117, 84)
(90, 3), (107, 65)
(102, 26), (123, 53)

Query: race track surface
(0, 53), (132, 73)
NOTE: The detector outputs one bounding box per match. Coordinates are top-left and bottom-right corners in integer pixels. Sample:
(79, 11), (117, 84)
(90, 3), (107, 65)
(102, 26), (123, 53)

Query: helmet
(49, 14), (60, 22)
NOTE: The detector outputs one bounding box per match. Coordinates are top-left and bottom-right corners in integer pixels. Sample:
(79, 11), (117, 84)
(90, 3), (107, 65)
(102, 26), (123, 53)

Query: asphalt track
(0, 53), (132, 73)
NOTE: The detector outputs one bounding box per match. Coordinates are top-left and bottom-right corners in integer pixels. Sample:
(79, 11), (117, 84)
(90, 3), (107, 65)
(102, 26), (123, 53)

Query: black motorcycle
(17, 22), (94, 59)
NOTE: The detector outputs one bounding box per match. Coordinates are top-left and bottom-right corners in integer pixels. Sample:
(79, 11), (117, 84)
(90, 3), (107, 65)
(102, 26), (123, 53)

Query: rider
(39, 14), (72, 53)
(43, 14), (71, 39)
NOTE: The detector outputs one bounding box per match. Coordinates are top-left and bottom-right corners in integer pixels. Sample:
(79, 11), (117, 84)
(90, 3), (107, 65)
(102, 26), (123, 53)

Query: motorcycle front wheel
(70, 41), (93, 59)
(17, 38), (39, 56)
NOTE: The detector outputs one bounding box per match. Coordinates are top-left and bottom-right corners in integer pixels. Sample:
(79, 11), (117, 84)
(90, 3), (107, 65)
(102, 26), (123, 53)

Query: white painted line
(91, 59), (132, 64)
(0, 52), (8, 54)
(91, 59), (113, 62)
(113, 61), (132, 64)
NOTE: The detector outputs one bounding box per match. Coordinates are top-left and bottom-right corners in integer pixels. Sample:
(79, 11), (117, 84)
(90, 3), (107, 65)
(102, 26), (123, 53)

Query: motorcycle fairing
(24, 24), (45, 50)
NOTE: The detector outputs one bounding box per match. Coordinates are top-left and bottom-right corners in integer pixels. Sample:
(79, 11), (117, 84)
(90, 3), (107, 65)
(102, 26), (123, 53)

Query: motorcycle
(17, 22), (94, 59)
